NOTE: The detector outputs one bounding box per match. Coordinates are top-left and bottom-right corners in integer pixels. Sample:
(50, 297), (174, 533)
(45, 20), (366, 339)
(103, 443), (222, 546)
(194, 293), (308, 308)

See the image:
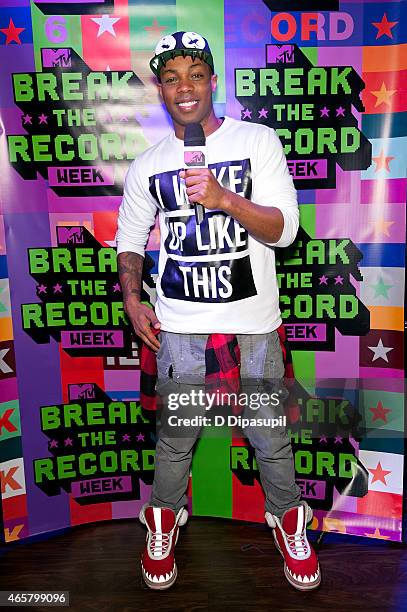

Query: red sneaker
(139, 504), (188, 590)
(265, 502), (321, 591)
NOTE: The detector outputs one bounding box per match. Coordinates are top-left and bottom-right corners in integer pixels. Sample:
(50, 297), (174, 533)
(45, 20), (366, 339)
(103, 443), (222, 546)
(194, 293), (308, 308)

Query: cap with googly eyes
(150, 31), (214, 77)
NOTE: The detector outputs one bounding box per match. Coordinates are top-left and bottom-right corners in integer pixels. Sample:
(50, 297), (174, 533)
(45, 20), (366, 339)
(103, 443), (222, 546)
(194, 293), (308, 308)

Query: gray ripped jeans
(149, 330), (301, 517)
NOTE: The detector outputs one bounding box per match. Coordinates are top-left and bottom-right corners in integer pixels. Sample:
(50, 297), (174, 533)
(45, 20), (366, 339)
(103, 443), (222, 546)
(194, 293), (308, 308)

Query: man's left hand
(179, 168), (227, 211)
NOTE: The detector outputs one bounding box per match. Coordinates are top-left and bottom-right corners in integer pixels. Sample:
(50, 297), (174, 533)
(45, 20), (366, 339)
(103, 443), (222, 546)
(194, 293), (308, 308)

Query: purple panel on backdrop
(1, 171), (49, 214)
(360, 367), (404, 379)
(0, 378), (18, 402)
(111, 479), (151, 519)
(316, 202), (406, 244)
(4, 518), (30, 542)
(331, 484), (357, 513)
(47, 190), (121, 213)
(225, 47), (264, 119)
(3, 205), (68, 536)
(0, 45), (35, 107)
(316, 166), (353, 204)
(360, 378), (404, 393)
(317, 45), (362, 75)
(104, 369), (140, 393)
(316, 330), (360, 379)
(313, 509), (401, 540)
(360, 178), (407, 204)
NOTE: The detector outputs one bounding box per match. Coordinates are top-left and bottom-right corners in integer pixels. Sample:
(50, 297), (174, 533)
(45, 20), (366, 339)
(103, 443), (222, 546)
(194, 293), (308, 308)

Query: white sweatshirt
(116, 116), (299, 334)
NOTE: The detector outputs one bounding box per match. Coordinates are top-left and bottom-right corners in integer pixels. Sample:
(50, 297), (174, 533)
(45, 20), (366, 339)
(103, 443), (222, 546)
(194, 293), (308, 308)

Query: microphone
(183, 123), (206, 225)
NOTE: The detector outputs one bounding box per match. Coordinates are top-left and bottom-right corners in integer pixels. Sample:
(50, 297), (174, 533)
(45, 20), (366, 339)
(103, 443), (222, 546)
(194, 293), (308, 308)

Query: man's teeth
(178, 101), (197, 108)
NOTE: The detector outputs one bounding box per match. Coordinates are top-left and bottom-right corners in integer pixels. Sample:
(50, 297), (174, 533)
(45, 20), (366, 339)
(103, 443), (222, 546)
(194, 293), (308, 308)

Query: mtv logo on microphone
(185, 150), (206, 166)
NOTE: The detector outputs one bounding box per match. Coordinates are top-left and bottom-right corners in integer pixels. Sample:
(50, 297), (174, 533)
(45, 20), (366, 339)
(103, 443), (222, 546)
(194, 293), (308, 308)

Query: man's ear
(211, 74), (218, 93)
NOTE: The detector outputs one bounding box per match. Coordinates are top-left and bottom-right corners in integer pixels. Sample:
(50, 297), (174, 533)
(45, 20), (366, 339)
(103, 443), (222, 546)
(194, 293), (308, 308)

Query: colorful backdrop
(0, 0), (405, 544)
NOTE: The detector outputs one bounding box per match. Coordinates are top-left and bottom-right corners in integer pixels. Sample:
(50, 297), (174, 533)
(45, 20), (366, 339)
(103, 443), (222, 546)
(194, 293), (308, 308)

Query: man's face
(157, 55), (217, 133)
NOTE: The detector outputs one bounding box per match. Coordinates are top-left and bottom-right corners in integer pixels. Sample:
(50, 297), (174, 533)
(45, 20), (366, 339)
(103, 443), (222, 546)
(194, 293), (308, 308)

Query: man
(116, 31), (321, 592)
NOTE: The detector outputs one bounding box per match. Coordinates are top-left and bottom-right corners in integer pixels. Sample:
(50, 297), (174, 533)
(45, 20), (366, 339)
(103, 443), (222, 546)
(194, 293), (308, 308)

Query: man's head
(150, 31), (219, 137)
(150, 31), (214, 81)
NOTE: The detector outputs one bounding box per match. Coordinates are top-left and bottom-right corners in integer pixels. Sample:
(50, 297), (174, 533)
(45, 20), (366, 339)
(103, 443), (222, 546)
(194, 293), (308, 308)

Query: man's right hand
(124, 296), (161, 352)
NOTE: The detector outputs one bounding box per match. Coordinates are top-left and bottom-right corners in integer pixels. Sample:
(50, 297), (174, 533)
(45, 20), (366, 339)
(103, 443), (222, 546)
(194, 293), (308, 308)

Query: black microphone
(183, 123), (206, 225)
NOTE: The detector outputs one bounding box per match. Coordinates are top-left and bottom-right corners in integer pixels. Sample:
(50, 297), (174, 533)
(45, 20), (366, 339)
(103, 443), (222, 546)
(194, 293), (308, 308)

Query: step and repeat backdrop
(0, 0), (405, 543)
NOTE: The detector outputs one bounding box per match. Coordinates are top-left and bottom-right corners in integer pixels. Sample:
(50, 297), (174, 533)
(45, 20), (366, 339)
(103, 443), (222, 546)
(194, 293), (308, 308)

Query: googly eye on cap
(149, 31), (214, 77)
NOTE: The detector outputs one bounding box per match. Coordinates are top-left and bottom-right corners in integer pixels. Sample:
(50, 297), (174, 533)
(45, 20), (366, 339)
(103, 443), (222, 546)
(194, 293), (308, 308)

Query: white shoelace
(286, 533), (308, 557)
(150, 532), (170, 557)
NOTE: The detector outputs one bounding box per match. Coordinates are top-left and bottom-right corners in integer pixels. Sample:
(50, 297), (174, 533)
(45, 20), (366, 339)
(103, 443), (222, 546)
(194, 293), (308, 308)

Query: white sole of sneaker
(141, 563), (178, 590)
(274, 532), (321, 591)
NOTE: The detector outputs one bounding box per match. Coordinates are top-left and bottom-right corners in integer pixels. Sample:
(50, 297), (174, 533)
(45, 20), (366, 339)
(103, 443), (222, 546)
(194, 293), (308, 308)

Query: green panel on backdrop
(128, 3), (177, 53)
(191, 430), (232, 516)
(292, 203), (316, 383)
(302, 47), (318, 65)
(176, 0), (225, 103)
(30, 2), (83, 71)
(299, 204), (315, 236)
(360, 390), (404, 433)
(0, 400), (21, 441)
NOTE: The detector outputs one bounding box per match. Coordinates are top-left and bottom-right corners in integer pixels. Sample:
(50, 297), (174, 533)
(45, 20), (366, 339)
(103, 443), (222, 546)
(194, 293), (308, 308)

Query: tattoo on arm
(117, 252), (144, 303)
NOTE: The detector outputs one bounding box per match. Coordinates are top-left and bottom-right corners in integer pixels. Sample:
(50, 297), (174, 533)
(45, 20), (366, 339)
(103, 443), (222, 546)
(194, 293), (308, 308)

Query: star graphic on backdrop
(112, 283), (121, 292)
(320, 106), (329, 117)
(371, 82), (396, 108)
(120, 114), (128, 122)
(365, 527), (390, 540)
(144, 18), (167, 38)
(53, 283), (63, 294)
(242, 108), (252, 119)
(37, 284), (47, 294)
(91, 14), (120, 38)
(372, 13), (398, 39)
(369, 400), (391, 423)
(334, 275), (344, 285)
(49, 439), (58, 448)
(0, 18), (25, 44)
(336, 106), (345, 117)
(318, 275), (328, 285)
(370, 218), (395, 237)
(258, 108), (268, 119)
(372, 150), (394, 172)
(368, 461), (391, 485)
(64, 437), (73, 447)
(368, 338), (393, 363)
(122, 434), (131, 442)
(22, 114), (32, 125)
(334, 435), (343, 444)
(105, 238), (117, 247)
(370, 277), (392, 299)
(319, 435), (328, 444)
(137, 433), (145, 442)
(38, 113), (48, 124)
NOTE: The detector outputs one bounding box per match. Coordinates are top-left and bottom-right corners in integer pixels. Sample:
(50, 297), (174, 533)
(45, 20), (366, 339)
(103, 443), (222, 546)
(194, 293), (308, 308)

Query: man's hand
(179, 168), (227, 211)
(124, 295), (161, 352)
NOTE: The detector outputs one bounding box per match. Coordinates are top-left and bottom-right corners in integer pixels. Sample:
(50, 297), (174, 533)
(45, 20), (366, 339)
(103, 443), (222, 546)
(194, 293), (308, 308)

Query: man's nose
(176, 77), (193, 92)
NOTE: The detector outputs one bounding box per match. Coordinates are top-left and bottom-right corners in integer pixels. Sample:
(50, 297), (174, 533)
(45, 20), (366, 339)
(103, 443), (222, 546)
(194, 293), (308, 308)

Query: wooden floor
(2, 517), (407, 612)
